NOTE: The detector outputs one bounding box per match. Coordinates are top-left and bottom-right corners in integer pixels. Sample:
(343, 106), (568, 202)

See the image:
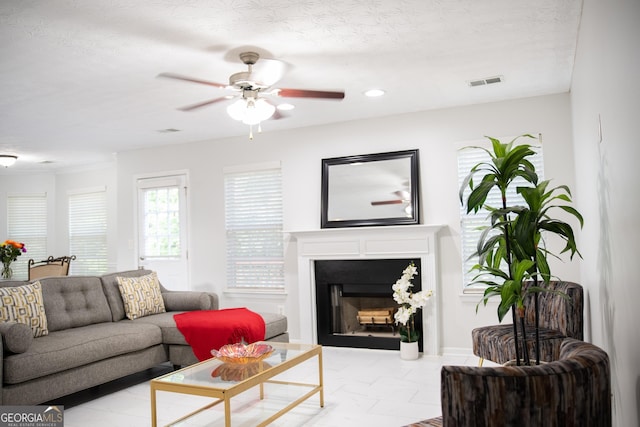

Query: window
(136, 174), (189, 290)
(140, 183), (181, 258)
(6, 193), (47, 279)
(458, 141), (544, 291)
(224, 162), (284, 290)
(69, 188), (108, 275)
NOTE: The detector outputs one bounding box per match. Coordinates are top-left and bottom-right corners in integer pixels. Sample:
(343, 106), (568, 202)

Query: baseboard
(441, 347), (474, 357)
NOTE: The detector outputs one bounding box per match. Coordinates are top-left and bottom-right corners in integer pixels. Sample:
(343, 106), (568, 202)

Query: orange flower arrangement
(1, 240), (27, 279)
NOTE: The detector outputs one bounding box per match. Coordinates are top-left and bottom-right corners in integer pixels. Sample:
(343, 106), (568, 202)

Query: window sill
(459, 291), (498, 304)
(223, 288), (287, 299)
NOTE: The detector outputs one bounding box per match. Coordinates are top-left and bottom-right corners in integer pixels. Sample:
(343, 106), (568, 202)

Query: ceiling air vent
(468, 76), (503, 87)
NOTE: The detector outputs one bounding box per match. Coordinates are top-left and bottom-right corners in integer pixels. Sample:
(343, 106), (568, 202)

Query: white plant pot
(400, 341), (419, 360)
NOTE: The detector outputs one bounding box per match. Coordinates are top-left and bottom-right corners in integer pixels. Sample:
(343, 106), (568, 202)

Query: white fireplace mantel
(287, 224), (444, 355)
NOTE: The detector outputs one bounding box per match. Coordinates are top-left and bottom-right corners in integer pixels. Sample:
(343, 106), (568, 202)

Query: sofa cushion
(133, 311), (288, 346)
(3, 322), (163, 384)
(38, 276), (113, 332)
(101, 269), (156, 321)
(0, 282), (48, 337)
(117, 271), (166, 320)
(0, 321), (33, 353)
(126, 312), (188, 345)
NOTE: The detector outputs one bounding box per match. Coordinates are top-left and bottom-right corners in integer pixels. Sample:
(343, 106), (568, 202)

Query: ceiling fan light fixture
(226, 99), (248, 121)
(243, 98), (276, 125)
(404, 205), (413, 217)
(0, 155), (18, 168)
(226, 98), (275, 125)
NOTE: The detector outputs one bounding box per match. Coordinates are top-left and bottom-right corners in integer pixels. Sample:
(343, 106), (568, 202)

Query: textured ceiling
(0, 0), (582, 173)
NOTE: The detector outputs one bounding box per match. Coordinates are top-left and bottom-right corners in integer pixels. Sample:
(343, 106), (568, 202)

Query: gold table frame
(150, 342), (323, 427)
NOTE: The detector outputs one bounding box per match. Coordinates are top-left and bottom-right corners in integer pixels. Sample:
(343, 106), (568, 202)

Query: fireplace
(314, 259), (422, 351)
(288, 224), (442, 355)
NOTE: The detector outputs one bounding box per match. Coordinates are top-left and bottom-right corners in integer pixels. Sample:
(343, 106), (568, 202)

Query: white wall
(0, 174), (56, 261)
(570, 0), (640, 425)
(0, 165), (117, 271)
(114, 92), (579, 352)
(54, 166), (118, 271)
(0, 93), (581, 355)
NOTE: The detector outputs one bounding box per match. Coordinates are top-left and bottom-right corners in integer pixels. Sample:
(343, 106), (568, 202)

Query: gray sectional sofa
(0, 269), (288, 405)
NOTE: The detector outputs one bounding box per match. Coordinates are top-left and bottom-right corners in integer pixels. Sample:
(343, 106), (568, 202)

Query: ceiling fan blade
(252, 58), (286, 87)
(276, 88), (345, 100)
(371, 200), (404, 206)
(177, 96), (231, 111)
(157, 72), (228, 88)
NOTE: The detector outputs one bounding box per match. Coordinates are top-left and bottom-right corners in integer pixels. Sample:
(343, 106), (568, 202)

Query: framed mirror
(321, 149), (420, 228)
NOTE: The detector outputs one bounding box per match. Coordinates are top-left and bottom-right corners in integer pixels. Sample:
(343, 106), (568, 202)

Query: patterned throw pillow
(117, 272), (166, 320)
(0, 282), (49, 337)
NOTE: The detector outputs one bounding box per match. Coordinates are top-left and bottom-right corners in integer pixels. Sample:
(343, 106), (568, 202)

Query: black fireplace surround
(314, 258), (423, 351)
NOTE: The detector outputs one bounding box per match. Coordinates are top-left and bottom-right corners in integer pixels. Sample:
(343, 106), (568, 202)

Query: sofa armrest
(0, 321), (33, 354)
(162, 291), (219, 311)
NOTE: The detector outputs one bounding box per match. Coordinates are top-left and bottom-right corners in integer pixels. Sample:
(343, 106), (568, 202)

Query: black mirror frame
(320, 149), (420, 228)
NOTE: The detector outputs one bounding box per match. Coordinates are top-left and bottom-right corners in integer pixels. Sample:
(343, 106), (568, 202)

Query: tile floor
(55, 346), (482, 427)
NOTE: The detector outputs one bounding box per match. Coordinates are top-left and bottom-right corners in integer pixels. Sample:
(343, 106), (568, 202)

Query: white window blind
(224, 163), (284, 290)
(69, 188), (107, 275)
(7, 194), (47, 279)
(458, 142), (544, 291)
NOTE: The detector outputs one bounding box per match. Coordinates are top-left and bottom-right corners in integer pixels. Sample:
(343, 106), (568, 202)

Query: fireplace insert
(314, 258), (423, 351)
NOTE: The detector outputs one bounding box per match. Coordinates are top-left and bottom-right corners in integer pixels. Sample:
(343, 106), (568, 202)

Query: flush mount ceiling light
(364, 89), (386, 97)
(0, 155), (17, 168)
(276, 103), (295, 111)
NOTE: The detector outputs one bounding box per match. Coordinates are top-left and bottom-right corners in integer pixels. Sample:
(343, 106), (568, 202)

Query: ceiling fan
(158, 52), (345, 138)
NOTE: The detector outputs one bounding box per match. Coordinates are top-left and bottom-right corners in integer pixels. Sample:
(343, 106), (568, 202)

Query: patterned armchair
(472, 281), (583, 365)
(407, 339), (611, 427)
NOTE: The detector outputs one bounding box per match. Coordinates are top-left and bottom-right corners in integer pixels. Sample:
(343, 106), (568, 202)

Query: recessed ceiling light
(277, 103), (295, 111)
(364, 89), (385, 97)
(157, 128), (181, 133)
(0, 155), (17, 167)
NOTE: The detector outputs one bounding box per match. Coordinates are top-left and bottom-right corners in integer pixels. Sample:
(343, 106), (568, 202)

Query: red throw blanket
(174, 308), (266, 361)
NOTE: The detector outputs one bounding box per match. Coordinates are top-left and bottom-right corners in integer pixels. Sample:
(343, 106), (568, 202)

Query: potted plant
(393, 262), (433, 360)
(459, 135), (583, 365)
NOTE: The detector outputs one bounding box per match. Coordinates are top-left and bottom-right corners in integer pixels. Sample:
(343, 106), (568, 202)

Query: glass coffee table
(150, 342), (323, 427)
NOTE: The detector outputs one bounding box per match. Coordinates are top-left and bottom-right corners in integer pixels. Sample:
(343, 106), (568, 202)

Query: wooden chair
(28, 255), (76, 280)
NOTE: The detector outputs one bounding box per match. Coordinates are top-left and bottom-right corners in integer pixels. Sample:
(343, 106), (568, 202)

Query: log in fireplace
(314, 258), (422, 351)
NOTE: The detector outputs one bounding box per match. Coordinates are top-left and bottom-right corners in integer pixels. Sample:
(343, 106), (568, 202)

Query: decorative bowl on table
(211, 361), (273, 381)
(210, 342), (274, 364)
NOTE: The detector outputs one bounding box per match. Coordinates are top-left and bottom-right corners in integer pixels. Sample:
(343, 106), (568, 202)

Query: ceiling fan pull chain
(249, 124), (254, 140)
